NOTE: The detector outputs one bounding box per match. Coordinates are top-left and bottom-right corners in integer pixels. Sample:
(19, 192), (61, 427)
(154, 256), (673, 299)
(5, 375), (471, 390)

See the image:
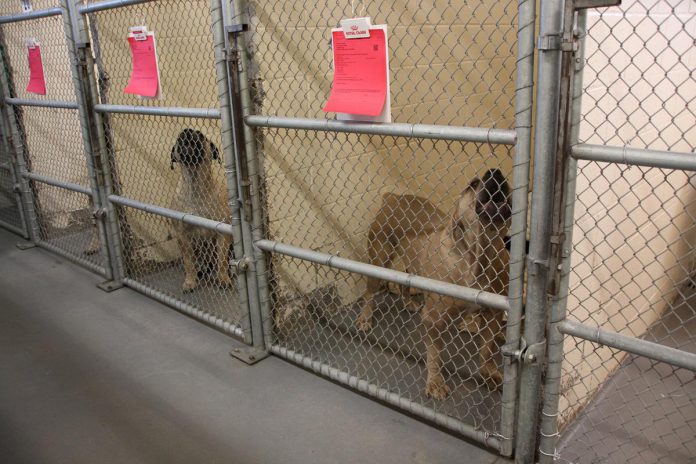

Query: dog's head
(456, 169), (511, 231)
(170, 128), (220, 169)
(474, 168), (511, 227)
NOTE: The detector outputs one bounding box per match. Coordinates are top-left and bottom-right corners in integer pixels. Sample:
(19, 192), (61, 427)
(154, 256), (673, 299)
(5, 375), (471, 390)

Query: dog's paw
(355, 312), (373, 332)
(425, 376), (451, 400)
(182, 277), (199, 293)
(481, 365), (504, 391)
(217, 274), (234, 289)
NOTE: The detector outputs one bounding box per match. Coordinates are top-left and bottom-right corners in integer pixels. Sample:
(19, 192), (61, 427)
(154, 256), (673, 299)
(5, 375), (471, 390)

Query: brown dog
(170, 128), (233, 292)
(356, 169), (511, 399)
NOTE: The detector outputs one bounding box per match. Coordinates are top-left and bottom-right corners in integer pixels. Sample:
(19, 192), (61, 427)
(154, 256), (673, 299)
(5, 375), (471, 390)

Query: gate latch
(502, 338), (546, 365)
(230, 256), (252, 273)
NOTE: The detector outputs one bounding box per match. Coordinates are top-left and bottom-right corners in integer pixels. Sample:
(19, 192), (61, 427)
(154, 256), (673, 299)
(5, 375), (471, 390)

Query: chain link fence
(0, 10), (103, 272)
(243, 0), (527, 448)
(84, 0), (246, 336)
(554, 1), (696, 462)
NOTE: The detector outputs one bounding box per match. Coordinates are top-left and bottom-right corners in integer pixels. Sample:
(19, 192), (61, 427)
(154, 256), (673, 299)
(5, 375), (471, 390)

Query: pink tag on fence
(124, 33), (160, 98)
(26, 43), (46, 95)
(323, 28), (388, 117)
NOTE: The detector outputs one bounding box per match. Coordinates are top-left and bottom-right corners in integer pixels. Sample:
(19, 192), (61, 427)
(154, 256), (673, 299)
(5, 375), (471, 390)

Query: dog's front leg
(477, 311), (504, 390)
(178, 235), (199, 293)
(216, 234), (234, 289)
(422, 302), (451, 400)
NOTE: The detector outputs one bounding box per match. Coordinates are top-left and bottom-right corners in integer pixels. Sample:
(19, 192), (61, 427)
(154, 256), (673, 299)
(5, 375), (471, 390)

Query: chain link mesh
(87, 1), (243, 332)
(0, 129), (23, 232)
(0, 12), (102, 269)
(557, 1), (696, 462)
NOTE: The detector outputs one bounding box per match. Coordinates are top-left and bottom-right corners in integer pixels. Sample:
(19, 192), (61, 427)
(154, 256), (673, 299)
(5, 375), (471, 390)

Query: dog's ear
(210, 141), (220, 162)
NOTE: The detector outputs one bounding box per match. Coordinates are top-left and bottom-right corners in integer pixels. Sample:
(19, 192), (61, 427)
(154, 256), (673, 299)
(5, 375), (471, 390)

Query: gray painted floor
(0, 227), (507, 464)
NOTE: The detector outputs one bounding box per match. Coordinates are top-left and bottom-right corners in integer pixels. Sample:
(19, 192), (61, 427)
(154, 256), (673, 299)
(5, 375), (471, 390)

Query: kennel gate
(524, 1), (696, 463)
(0, 1), (263, 345)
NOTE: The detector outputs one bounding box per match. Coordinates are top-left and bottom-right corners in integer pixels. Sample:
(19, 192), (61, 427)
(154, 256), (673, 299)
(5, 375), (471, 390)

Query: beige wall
(559, 0), (696, 427)
(249, 0), (519, 303)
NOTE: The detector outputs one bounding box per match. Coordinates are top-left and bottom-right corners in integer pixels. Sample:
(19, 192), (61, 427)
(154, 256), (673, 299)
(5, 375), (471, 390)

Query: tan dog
(356, 169), (511, 399)
(170, 128), (233, 292)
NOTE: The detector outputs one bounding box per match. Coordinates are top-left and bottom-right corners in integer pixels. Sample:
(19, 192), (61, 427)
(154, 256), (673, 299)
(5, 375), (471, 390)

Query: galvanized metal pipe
(0, 7), (62, 24)
(6, 98), (79, 110)
(123, 277), (245, 339)
(558, 319), (696, 372)
(270, 344), (502, 451)
(229, 0), (273, 346)
(68, 0), (126, 285)
(572, 143), (696, 171)
(499, 0), (537, 456)
(0, 46), (40, 242)
(94, 104), (221, 119)
(79, 0), (155, 14)
(255, 239), (510, 312)
(538, 10), (587, 463)
(109, 194), (236, 236)
(23, 171), (92, 196)
(0, 104), (28, 238)
(245, 115), (518, 145)
(60, 0), (114, 282)
(37, 240), (107, 276)
(0, 219), (26, 237)
(515, 0), (566, 462)
(209, 0), (255, 345)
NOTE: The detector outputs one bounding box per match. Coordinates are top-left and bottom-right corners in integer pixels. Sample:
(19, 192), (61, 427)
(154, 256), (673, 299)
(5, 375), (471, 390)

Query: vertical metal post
(515, 0), (566, 462)
(537, 10), (587, 463)
(226, 0), (273, 346)
(499, 0), (537, 456)
(60, 0), (124, 285)
(0, 43), (40, 243)
(210, 0), (254, 345)
(0, 87), (29, 238)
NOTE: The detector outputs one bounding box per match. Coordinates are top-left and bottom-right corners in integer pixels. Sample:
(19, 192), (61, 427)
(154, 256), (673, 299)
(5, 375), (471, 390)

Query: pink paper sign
(26, 44), (46, 95)
(124, 35), (159, 98)
(323, 29), (387, 116)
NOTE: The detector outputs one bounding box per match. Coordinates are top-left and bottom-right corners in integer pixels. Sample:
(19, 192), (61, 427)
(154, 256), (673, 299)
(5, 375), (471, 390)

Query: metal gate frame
(233, 0), (535, 456)
(518, 1), (696, 463)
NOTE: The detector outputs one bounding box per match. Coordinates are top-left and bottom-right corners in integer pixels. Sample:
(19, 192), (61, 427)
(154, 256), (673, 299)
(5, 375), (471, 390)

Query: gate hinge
(226, 23), (249, 35)
(527, 256), (549, 276)
(92, 207), (107, 219)
(537, 33), (577, 52)
(502, 338), (546, 365)
(13, 183), (21, 193)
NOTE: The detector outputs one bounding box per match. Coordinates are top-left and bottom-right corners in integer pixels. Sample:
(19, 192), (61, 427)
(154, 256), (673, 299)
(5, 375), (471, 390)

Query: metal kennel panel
(534, 2), (696, 463)
(0, 7), (109, 275)
(0, 112), (27, 237)
(78, 0), (259, 343)
(236, 0), (535, 454)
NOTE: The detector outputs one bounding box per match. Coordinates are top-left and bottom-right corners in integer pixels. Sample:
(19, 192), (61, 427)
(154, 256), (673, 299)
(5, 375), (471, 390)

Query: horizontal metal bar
(572, 143), (696, 171)
(0, 219), (26, 237)
(123, 278), (244, 339)
(108, 195), (233, 235)
(558, 319), (696, 372)
(94, 104), (221, 119)
(6, 98), (79, 110)
(0, 7), (62, 24)
(255, 239), (510, 312)
(23, 172), (92, 196)
(79, 0), (155, 14)
(246, 116), (517, 145)
(37, 240), (107, 276)
(270, 344), (502, 450)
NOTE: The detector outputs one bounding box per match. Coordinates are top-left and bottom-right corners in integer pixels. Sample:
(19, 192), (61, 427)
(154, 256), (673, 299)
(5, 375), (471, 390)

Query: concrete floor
(0, 227), (507, 464)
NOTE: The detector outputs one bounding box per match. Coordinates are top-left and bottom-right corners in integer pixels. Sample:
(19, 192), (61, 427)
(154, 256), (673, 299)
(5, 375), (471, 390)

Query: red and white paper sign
(26, 40), (46, 95)
(323, 24), (390, 121)
(124, 27), (161, 98)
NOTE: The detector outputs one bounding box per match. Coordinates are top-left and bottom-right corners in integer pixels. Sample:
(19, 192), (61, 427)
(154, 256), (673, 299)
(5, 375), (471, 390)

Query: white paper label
(129, 26), (148, 41)
(340, 17), (372, 39)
